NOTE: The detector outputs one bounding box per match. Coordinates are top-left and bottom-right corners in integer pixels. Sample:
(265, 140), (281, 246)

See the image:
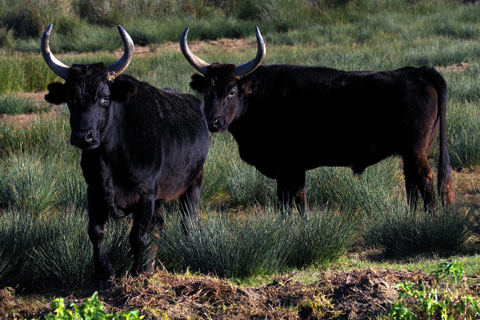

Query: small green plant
(37, 291), (144, 320)
(388, 259), (480, 319)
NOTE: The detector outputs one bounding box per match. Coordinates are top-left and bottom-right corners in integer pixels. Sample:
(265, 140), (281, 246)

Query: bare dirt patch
(114, 38), (254, 57)
(437, 62), (469, 72)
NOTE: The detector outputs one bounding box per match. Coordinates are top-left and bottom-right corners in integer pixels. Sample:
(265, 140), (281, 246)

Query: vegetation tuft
(0, 207), (132, 292)
(363, 204), (473, 257)
(157, 208), (357, 279)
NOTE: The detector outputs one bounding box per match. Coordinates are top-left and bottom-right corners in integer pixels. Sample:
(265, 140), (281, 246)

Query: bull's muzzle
(70, 129), (100, 149)
(208, 117), (227, 132)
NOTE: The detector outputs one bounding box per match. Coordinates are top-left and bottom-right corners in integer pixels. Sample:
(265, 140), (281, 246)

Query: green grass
(0, 94), (49, 115)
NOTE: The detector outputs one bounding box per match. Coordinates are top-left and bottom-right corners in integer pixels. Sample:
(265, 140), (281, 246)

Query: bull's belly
(243, 144), (397, 179)
(112, 178), (192, 210)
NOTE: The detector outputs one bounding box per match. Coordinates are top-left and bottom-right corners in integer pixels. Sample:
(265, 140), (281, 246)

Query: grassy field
(1, 0), (480, 319)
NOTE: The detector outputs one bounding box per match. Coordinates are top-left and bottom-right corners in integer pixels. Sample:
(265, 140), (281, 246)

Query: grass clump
(0, 207), (132, 292)
(158, 207), (356, 279)
(363, 204), (472, 257)
(0, 153), (59, 215)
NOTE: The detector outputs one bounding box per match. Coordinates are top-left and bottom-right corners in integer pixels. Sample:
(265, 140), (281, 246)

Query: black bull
(182, 27), (455, 212)
(42, 26), (209, 288)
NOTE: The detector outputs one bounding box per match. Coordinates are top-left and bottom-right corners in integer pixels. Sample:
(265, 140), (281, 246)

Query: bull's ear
(240, 78), (257, 96)
(190, 74), (205, 93)
(45, 82), (67, 104)
(110, 78), (136, 102)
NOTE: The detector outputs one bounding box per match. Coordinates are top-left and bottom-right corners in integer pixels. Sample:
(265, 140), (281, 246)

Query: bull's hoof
(130, 265), (154, 278)
(95, 278), (114, 290)
(109, 207), (126, 219)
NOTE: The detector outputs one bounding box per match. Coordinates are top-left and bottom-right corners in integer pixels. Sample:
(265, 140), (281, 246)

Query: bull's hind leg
(142, 200), (164, 273)
(179, 170), (203, 231)
(402, 154), (436, 212)
(276, 169), (307, 215)
(87, 188), (114, 289)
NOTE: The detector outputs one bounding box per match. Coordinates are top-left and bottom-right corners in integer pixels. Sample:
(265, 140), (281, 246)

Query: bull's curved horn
(106, 25), (134, 81)
(41, 24), (70, 80)
(180, 27), (210, 76)
(234, 25), (266, 78)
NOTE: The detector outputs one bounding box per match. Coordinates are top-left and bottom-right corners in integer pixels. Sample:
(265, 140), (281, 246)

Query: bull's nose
(85, 130), (94, 143)
(70, 129), (99, 149)
(212, 117), (225, 129)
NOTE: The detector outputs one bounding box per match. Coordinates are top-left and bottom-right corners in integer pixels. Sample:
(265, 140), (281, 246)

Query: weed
(36, 291), (144, 320)
(388, 259), (480, 319)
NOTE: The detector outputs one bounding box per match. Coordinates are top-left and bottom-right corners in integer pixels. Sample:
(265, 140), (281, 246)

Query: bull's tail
(423, 67), (455, 205)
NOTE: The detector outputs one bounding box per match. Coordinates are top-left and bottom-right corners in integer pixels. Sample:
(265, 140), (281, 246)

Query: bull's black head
(41, 24), (134, 150)
(45, 64), (135, 149)
(190, 64), (245, 132)
(180, 26), (266, 132)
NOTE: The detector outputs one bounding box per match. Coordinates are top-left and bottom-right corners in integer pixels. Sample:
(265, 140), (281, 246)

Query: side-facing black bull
(180, 26), (454, 212)
(42, 25), (209, 288)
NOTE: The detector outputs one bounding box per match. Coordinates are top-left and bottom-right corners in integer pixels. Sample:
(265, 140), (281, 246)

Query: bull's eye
(228, 89), (237, 98)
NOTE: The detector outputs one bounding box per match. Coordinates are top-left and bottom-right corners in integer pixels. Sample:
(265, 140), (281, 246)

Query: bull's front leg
(87, 188), (114, 289)
(276, 168), (307, 215)
(130, 192), (155, 276)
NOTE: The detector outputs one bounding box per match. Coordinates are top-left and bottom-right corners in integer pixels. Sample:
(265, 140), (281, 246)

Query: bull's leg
(403, 154), (436, 212)
(179, 170), (203, 231)
(276, 169), (307, 215)
(87, 188), (113, 289)
(130, 192), (155, 277)
(143, 200), (164, 273)
(403, 160), (419, 211)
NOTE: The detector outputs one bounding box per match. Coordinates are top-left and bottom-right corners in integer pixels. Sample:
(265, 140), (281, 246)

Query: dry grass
(453, 166), (480, 206)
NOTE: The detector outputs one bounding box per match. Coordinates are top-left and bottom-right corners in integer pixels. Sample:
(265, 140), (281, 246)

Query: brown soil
(113, 38), (254, 57)
(1, 268), (435, 320)
(436, 62), (469, 72)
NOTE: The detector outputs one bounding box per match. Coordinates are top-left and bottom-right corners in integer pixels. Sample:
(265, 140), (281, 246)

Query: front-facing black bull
(42, 24), (209, 289)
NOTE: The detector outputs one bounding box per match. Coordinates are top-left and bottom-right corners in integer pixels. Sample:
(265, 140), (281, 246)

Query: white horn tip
(44, 24), (53, 35)
(182, 27), (190, 39)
